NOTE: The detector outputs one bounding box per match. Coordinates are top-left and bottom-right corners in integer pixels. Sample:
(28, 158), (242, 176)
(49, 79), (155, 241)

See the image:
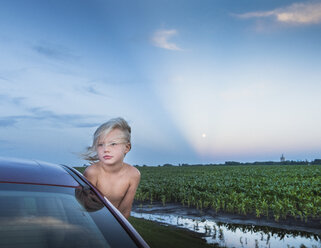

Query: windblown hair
(82, 117), (131, 162)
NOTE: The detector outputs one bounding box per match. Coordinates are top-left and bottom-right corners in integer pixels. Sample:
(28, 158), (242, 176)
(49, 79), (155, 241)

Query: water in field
(132, 205), (321, 248)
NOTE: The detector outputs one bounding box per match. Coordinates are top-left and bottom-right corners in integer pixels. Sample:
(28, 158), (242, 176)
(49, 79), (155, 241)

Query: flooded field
(132, 203), (321, 248)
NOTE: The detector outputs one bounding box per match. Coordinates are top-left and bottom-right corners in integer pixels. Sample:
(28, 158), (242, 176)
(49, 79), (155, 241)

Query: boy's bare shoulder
(123, 163), (141, 180)
(84, 163), (100, 178)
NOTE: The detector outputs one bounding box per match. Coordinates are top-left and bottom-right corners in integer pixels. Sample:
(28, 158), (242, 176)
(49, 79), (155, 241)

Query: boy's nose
(103, 144), (111, 152)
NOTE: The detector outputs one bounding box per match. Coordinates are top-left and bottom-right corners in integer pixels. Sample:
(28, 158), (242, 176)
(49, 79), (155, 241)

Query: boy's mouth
(103, 155), (112, 160)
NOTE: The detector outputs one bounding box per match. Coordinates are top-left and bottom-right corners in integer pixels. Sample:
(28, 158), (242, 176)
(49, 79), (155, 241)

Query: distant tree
(225, 161), (241, 166)
(311, 159), (321, 165)
(163, 163), (173, 167)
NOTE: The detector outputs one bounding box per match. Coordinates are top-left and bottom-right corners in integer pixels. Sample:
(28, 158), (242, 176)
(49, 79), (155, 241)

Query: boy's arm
(118, 169), (141, 219)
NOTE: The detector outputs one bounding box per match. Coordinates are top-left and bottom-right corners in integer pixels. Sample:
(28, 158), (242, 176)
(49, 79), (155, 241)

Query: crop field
(135, 165), (321, 222)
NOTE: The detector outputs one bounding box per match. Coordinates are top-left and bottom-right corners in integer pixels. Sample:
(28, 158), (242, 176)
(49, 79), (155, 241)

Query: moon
(202, 133), (206, 138)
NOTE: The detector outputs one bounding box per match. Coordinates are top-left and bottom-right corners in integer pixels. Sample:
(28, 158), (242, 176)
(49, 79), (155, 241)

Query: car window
(0, 183), (138, 248)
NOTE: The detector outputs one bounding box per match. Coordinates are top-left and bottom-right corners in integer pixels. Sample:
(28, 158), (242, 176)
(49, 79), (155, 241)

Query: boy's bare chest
(96, 174), (130, 206)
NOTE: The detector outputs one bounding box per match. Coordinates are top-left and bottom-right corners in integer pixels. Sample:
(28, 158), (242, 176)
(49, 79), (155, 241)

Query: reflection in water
(131, 212), (321, 248)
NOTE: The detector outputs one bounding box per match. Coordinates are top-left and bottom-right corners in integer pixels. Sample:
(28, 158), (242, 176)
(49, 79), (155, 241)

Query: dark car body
(0, 157), (149, 248)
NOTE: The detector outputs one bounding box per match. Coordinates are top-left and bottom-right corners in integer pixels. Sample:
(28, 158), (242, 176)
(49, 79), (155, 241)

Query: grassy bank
(128, 216), (218, 248)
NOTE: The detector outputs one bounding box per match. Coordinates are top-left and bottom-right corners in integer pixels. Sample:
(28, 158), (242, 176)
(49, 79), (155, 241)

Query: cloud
(83, 83), (107, 96)
(0, 118), (18, 127)
(0, 94), (25, 106)
(0, 108), (99, 129)
(235, 2), (321, 25)
(0, 75), (11, 83)
(27, 108), (99, 128)
(32, 43), (78, 61)
(151, 29), (182, 51)
(0, 138), (14, 151)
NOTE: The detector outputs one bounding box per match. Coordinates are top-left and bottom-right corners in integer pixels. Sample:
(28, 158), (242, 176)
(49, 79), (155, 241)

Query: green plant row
(135, 165), (321, 222)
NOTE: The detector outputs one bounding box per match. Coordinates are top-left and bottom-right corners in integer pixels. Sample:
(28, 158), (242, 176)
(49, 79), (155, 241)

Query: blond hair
(82, 117), (131, 162)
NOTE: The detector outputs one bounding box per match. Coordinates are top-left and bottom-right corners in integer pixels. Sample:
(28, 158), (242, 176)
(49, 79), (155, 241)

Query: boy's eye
(111, 143), (117, 146)
(97, 143), (103, 147)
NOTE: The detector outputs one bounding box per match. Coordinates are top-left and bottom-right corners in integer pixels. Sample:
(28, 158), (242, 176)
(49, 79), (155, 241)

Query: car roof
(0, 157), (79, 187)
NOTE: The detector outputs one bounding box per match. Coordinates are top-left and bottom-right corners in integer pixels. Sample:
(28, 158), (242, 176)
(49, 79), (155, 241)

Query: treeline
(224, 159), (321, 166)
(136, 159), (321, 167)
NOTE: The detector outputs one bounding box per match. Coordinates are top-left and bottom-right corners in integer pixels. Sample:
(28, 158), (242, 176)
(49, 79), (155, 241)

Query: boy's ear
(125, 143), (131, 153)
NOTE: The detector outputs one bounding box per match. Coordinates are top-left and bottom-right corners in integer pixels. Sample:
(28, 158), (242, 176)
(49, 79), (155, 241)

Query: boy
(83, 118), (140, 219)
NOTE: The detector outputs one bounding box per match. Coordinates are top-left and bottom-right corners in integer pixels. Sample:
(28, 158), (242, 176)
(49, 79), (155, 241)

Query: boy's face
(96, 128), (130, 166)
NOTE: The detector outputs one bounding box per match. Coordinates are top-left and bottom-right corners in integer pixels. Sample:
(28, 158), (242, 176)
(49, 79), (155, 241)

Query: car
(0, 157), (149, 248)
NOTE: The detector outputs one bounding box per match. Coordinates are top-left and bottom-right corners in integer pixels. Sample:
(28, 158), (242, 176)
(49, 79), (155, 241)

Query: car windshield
(0, 183), (138, 248)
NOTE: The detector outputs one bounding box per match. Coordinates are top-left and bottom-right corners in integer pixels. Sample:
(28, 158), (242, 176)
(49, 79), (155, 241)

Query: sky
(0, 0), (321, 166)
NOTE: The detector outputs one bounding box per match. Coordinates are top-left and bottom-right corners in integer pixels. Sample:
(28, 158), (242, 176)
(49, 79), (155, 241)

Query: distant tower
(280, 154), (285, 162)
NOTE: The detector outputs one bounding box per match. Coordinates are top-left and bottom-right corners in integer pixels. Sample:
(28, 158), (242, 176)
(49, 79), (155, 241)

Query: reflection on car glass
(75, 187), (104, 212)
(0, 189), (110, 248)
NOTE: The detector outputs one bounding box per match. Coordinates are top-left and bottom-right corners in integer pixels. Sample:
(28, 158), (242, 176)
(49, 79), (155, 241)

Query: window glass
(0, 183), (138, 248)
